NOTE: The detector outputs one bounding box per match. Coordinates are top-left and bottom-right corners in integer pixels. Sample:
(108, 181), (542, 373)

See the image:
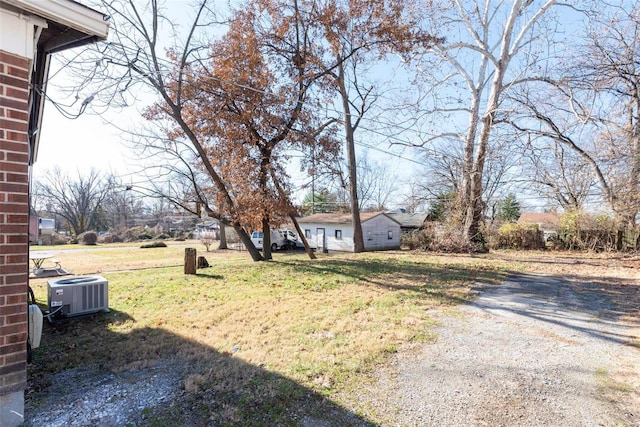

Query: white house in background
(518, 212), (561, 242)
(298, 212), (401, 252)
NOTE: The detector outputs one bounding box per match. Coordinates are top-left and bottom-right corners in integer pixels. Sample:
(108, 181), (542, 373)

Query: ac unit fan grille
(82, 283), (106, 312)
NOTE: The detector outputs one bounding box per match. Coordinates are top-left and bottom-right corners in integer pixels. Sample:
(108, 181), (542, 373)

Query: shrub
(122, 226), (155, 242)
(41, 232), (68, 246)
(423, 203), (482, 252)
(428, 230), (476, 253)
(402, 229), (433, 250)
(140, 241), (167, 249)
(199, 231), (217, 252)
(78, 231), (98, 246)
(558, 211), (620, 251)
(156, 233), (170, 240)
(97, 233), (123, 244)
(172, 230), (187, 239)
(491, 223), (544, 250)
(403, 223), (476, 253)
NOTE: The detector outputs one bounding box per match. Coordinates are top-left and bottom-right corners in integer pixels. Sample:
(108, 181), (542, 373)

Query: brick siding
(0, 50), (30, 396)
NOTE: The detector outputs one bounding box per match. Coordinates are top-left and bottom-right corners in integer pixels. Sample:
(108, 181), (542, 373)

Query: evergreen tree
(497, 194), (521, 223)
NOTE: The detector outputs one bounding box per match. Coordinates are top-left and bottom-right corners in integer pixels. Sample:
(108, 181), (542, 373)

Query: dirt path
(362, 273), (640, 426)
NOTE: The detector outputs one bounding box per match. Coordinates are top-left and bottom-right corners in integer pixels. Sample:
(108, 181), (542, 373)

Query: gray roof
(386, 212), (428, 228)
(298, 211), (400, 225)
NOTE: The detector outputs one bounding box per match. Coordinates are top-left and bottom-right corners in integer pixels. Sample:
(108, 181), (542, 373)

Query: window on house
(305, 229), (311, 238)
(335, 230), (342, 239)
(388, 230), (393, 240)
(367, 231), (373, 241)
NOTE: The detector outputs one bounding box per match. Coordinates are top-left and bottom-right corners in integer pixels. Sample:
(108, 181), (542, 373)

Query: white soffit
(2, 0), (108, 39)
(0, 8), (47, 57)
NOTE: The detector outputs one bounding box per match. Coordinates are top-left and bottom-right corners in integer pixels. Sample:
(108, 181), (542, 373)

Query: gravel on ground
(358, 273), (640, 426)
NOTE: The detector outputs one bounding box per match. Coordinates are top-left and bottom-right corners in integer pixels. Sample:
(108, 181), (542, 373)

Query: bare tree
(409, 0), (562, 246)
(398, 179), (430, 214)
(330, 152), (399, 211)
(124, 126), (231, 248)
(574, 3), (640, 224)
(520, 136), (595, 211)
(507, 2), (640, 225)
(357, 154), (398, 211)
(35, 168), (113, 236)
(102, 182), (143, 233)
(413, 134), (517, 223)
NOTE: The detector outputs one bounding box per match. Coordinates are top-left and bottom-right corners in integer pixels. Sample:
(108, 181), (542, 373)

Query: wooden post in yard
(184, 248), (197, 274)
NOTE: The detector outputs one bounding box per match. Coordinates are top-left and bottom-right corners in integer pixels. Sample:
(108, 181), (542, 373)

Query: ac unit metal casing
(47, 275), (108, 317)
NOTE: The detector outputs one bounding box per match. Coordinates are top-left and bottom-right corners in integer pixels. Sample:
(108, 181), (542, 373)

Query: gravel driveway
(361, 273), (640, 426)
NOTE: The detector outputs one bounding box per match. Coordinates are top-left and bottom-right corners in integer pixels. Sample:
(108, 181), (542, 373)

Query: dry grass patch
(29, 240), (210, 275)
(27, 248), (506, 424)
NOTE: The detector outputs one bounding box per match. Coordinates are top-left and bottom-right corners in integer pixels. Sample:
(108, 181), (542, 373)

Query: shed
(298, 212), (401, 252)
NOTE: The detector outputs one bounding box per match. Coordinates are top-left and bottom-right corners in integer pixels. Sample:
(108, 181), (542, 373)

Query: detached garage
(298, 212), (401, 253)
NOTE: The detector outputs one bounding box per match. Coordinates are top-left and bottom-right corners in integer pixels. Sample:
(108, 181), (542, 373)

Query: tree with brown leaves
(145, 0), (342, 260)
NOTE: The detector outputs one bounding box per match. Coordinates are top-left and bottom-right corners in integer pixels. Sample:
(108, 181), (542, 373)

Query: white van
(250, 230), (298, 251)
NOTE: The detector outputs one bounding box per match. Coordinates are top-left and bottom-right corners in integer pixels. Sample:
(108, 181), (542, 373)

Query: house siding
(0, 50), (30, 420)
(324, 225), (354, 252)
(362, 215), (401, 251)
(300, 213), (401, 252)
(301, 223), (354, 252)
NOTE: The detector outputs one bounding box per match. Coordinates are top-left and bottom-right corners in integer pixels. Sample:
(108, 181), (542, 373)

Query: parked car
(251, 230), (298, 251)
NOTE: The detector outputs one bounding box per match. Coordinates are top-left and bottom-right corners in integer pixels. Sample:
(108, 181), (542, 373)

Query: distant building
(28, 208), (38, 243)
(194, 220), (220, 240)
(518, 212), (561, 241)
(298, 212), (401, 252)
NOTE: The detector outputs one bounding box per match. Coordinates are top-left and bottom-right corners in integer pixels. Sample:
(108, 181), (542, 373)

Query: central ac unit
(47, 275), (109, 319)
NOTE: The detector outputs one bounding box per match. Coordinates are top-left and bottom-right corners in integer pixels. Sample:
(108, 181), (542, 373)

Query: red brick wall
(0, 50), (30, 397)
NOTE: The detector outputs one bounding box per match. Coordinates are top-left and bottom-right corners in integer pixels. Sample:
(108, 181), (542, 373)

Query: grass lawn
(26, 242), (640, 425)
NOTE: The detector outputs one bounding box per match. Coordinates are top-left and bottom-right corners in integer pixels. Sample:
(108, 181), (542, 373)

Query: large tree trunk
(460, 90), (482, 239)
(215, 214), (263, 261)
(463, 111), (494, 245)
(627, 109), (640, 226)
(452, 0), (558, 247)
(337, 59), (365, 252)
(289, 214), (316, 259)
(217, 220), (227, 249)
(233, 224), (264, 261)
(462, 0), (524, 245)
(261, 217), (273, 260)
